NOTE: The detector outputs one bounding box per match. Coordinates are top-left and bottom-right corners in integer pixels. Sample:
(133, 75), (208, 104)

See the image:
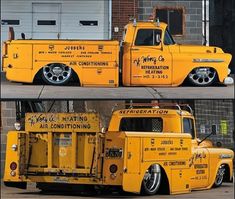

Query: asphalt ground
(1, 73), (234, 100)
(1, 182), (234, 199)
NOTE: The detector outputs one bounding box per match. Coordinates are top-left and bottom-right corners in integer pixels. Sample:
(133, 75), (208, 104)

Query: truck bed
(3, 39), (120, 86)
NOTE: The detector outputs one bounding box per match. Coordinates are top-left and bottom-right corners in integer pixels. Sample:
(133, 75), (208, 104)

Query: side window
(135, 29), (162, 46)
(183, 118), (195, 139)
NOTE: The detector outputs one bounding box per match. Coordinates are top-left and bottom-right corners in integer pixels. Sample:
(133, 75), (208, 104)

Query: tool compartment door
(122, 136), (142, 193)
(7, 43), (33, 69)
(81, 42), (119, 87)
(126, 137), (140, 173)
(130, 28), (172, 85)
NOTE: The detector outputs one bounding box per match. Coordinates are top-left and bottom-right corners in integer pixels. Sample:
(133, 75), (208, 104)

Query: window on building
(79, 21), (98, 26)
(135, 29), (162, 46)
(119, 117), (163, 132)
(1, 20), (20, 25)
(183, 118), (195, 138)
(37, 20), (56, 25)
(155, 7), (184, 35)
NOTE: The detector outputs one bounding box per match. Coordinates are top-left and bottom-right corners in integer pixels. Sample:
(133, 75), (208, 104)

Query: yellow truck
(2, 19), (234, 86)
(4, 104), (234, 195)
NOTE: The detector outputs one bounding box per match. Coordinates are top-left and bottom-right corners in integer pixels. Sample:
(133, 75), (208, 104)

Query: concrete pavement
(1, 74), (234, 99)
(1, 182), (234, 199)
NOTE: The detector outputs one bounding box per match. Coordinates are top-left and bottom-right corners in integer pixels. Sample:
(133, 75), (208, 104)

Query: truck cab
(3, 104), (234, 195)
(122, 21), (233, 86)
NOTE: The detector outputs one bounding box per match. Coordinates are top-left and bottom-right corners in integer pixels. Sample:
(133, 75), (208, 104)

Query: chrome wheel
(141, 164), (161, 195)
(42, 63), (72, 85)
(214, 165), (225, 187)
(188, 67), (216, 86)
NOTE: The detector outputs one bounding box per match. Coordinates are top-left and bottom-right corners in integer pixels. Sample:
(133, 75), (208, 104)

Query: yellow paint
(2, 21), (232, 86)
(4, 109), (234, 195)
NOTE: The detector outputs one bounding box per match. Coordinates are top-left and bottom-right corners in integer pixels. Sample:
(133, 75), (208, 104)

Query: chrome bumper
(223, 77), (234, 85)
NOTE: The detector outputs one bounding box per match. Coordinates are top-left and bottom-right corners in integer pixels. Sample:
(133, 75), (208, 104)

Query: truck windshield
(119, 117), (163, 132)
(164, 28), (175, 45)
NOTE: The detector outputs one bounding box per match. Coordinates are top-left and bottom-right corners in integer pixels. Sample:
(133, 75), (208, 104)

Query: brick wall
(1, 102), (16, 178)
(138, 0), (203, 44)
(112, 0), (138, 40)
(194, 100), (234, 149)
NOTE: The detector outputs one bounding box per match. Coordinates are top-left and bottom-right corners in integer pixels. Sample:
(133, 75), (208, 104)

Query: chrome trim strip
(219, 154), (233, 159)
(193, 59), (224, 63)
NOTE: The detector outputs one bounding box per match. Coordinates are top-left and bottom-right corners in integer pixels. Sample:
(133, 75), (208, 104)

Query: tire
(42, 63), (72, 85)
(213, 165), (225, 187)
(141, 164), (161, 195)
(187, 67), (217, 86)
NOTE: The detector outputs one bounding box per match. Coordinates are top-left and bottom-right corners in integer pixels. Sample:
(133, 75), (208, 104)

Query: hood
(178, 44), (224, 54)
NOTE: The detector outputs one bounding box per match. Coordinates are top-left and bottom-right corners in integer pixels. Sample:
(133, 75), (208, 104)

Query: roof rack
(124, 102), (193, 114)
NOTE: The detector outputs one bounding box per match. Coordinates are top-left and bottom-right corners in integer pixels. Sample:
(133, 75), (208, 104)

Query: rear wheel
(141, 164), (161, 195)
(42, 63), (72, 85)
(188, 67), (217, 86)
(213, 165), (225, 187)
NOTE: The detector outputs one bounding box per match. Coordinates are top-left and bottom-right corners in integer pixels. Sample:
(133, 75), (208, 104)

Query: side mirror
(211, 124), (218, 135)
(155, 34), (161, 45)
(198, 124), (217, 145)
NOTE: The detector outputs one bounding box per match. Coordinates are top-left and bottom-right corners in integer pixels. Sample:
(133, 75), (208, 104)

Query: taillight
(10, 162), (17, 170)
(109, 164), (118, 173)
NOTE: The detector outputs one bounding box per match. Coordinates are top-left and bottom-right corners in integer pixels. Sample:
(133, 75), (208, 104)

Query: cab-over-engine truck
(4, 103), (234, 195)
(2, 19), (234, 87)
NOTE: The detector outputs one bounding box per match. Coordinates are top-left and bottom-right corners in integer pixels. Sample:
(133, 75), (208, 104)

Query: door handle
(131, 48), (139, 51)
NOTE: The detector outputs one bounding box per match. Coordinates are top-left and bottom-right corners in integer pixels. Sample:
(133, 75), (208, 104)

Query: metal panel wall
(1, 0), (109, 42)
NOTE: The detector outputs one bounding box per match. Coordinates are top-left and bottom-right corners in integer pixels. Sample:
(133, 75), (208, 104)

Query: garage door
(1, 0), (109, 40)
(32, 3), (61, 39)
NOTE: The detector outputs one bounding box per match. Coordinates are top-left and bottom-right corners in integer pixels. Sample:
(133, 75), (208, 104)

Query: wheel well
(188, 67), (218, 77)
(158, 166), (170, 194)
(223, 164), (231, 182)
(33, 65), (81, 85)
(71, 69), (81, 86)
(33, 68), (43, 83)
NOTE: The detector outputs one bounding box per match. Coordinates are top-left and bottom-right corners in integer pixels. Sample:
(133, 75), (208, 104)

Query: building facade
(1, 0), (203, 44)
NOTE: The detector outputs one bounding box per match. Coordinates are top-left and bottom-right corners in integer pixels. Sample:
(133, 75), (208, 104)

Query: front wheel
(141, 164), (161, 195)
(213, 165), (225, 187)
(42, 63), (72, 85)
(188, 67), (217, 86)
